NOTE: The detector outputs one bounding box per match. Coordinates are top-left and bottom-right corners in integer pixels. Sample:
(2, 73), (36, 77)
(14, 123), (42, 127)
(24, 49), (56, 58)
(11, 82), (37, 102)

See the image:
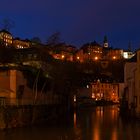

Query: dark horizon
(0, 0), (140, 50)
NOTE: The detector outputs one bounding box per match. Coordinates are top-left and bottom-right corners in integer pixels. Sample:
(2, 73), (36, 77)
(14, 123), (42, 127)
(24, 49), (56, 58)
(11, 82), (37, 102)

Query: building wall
(0, 70), (33, 105)
(10, 70), (17, 99)
(118, 83), (125, 99)
(91, 81), (119, 102)
(136, 50), (140, 113)
(107, 49), (123, 60)
(75, 45), (128, 62)
(124, 62), (136, 108)
(124, 50), (140, 114)
(16, 70), (33, 99)
(13, 39), (30, 49)
(0, 31), (13, 46)
(75, 49), (84, 62)
(0, 71), (10, 98)
(0, 69), (58, 105)
(52, 52), (73, 61)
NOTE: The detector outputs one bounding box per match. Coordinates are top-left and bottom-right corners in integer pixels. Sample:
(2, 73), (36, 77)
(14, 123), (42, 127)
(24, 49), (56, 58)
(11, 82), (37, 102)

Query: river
(0, 105), (140, 140)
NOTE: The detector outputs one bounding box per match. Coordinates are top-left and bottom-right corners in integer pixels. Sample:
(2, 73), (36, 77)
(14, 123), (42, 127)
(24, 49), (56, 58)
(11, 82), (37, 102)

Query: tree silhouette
(31, 37), (42, 44)
(46, 32), (61, 46)
(1, 18), (15, 31)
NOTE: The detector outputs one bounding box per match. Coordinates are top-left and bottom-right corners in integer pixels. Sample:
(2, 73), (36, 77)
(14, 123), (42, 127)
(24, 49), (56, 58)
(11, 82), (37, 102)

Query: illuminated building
(76, 41), (102, 62)
(48, 43), (76, 61)
(75, 37), (133, 62)
(103, 48), (124, 60)
(75, 49), (84, 62)
(0, 29), (13, 46)
(13, 38), (30, 49)
(91, 80), (119, 102)
(123, 50), (135, 59)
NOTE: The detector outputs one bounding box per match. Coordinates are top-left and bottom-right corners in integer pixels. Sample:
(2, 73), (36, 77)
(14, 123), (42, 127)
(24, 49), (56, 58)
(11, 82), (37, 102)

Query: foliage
(22, 67), (51, 93)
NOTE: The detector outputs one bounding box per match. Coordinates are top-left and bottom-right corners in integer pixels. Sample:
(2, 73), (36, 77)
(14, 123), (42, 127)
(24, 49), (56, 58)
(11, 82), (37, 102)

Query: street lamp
(94, 56), (98, 60)
(77, 56), (80, 60)
(61, 55), (65, 59)
(113, 56), (116, 60)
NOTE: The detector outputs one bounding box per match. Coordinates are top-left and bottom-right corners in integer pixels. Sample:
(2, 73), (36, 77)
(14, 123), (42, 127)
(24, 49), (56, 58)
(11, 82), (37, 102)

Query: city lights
(61, 55), (65, 59)
(77, 56), (80, 60)
(113, 56), (116, 59)
(94, 56), (98, 60)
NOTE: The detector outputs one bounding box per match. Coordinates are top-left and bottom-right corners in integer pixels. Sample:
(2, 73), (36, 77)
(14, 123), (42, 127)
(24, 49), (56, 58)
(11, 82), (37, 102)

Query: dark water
(0, 105), (140, 140)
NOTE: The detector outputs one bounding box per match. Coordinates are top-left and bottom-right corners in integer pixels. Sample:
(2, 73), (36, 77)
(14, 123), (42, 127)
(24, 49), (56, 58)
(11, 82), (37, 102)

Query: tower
(103, 36), (109, 48)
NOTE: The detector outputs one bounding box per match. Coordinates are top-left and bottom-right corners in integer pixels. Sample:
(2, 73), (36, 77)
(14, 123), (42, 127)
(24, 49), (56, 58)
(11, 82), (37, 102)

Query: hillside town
(0, 29), (140, 129)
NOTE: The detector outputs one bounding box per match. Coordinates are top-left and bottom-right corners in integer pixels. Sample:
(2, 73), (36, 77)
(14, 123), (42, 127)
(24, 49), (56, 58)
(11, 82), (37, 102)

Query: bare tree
(46, 32), (61, 46)
(31, 37), (42, 44)
(1, 18), (15, 31)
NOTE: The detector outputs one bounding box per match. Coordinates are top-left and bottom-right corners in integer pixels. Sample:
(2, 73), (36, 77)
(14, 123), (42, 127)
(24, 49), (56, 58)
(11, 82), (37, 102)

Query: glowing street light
(77, 56), (80, 60)
(74, 95), (76, 102)
(94, 56), (98, 60)
(113, 56), (116, 59)
(61, 55), (65, 59)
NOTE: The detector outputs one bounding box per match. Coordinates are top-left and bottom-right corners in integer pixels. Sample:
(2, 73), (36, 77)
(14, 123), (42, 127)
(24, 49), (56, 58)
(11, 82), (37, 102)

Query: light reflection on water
(0, 105), (140, 140)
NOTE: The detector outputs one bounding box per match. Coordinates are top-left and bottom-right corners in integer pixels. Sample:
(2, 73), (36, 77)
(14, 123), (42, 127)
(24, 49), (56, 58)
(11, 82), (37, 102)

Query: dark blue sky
(0, 0), (140, 50)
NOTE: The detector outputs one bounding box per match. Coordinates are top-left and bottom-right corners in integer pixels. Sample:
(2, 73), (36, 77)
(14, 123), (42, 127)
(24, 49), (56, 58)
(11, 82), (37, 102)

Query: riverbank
(0, 104), (69, 130)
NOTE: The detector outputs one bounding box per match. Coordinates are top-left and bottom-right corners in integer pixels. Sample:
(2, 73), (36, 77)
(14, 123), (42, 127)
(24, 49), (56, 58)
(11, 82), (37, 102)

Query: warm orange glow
(112, 129), (117, 140)
(94, 56), (98, 60)
(93, 127), (100, 140)
(74, 95), (76, 102)
(10, 70), (16, 99)
(74, 112), (77, 127)
(113, 56), (116, 59)
(61, 55), (65, 59)
(77, 56), (80, 60)
(92, 93), (95, 98)
(91, 82), (119, 102)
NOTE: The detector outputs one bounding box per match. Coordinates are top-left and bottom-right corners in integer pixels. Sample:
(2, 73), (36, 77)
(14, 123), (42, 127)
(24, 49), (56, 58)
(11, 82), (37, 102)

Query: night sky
(0, 0), (140, 50)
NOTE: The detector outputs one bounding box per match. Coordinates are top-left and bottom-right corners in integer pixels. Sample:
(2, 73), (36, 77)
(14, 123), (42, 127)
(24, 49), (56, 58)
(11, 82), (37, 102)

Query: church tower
(103, 36), (109, 48)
